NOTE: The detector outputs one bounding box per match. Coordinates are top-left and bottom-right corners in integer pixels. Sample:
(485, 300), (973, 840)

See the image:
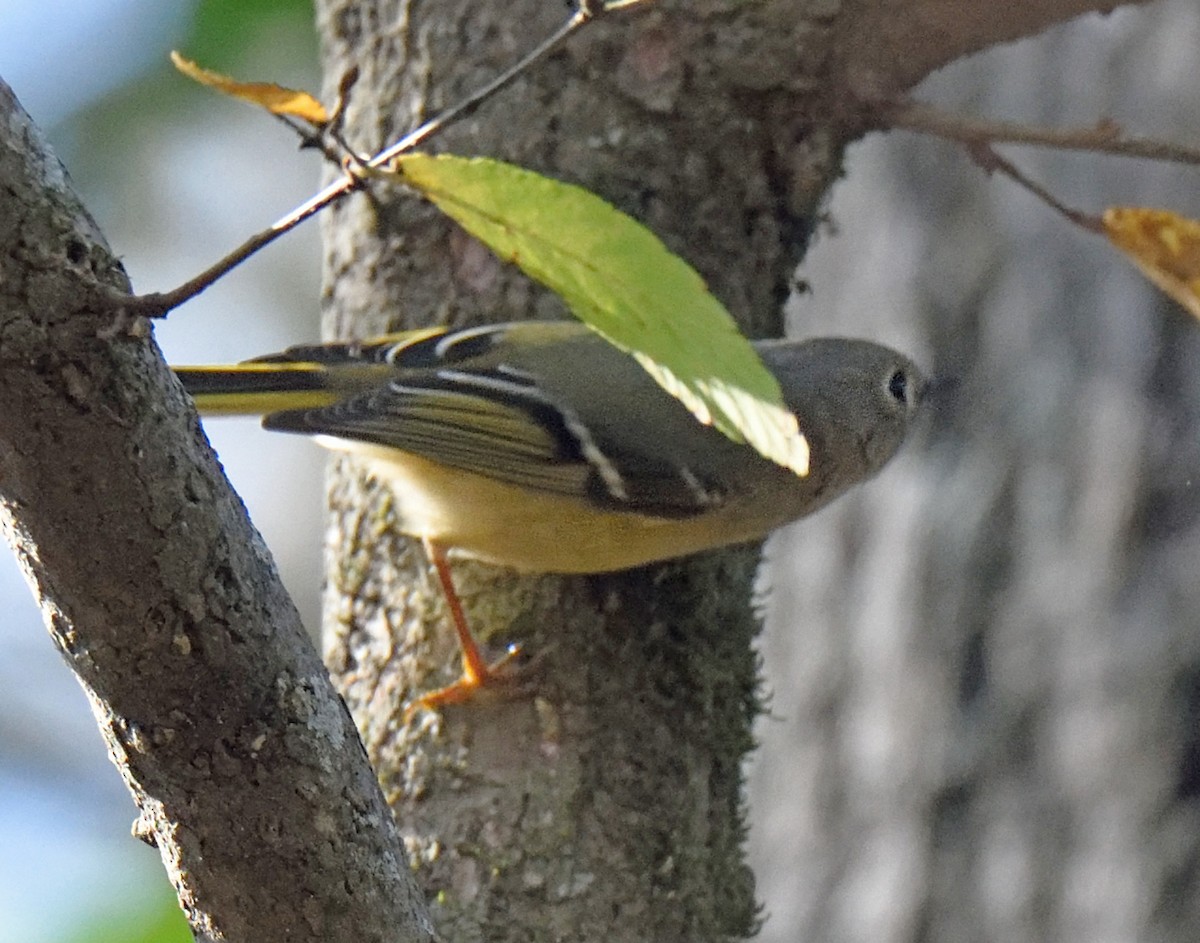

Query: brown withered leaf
(171, 51), (328, 126)
(1104, 206), (1200, 320)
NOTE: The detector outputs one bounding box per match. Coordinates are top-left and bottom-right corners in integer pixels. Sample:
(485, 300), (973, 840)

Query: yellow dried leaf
(170, 51), (328, 125)
(1103, 206), (1200, 320)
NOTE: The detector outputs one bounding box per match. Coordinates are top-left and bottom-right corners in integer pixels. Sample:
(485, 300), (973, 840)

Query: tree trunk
(313, 1), (1154, 940)
(0, 82), (432, 942)
(312, 1), (855, 937)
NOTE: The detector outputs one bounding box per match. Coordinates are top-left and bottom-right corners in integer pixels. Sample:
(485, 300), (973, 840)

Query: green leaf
(395, 153), (809, 476)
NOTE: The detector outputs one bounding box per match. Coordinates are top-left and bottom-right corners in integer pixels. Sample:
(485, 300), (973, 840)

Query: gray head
(754, 336), (925, 492)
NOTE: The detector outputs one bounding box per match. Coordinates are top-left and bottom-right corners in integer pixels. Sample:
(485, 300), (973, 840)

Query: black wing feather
(261, 324), (728, 517)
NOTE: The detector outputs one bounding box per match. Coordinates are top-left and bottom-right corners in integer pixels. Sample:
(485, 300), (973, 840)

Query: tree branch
(833, 0), (1156, 95)
(884, 99), (1200, 167)
(0, 79), (433, 943)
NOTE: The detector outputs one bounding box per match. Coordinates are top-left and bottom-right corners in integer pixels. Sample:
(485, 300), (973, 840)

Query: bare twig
(327, 66), (361, 142)
(371, 5), (599, 167)
(877, 96), (1200, 240)
(965, 141), (1103, 234)
(885, 99), (1200, 167)
(118, 0), (647, 317)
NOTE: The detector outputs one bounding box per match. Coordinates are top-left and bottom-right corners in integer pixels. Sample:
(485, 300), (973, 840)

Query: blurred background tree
(751, 7), (1200, 941)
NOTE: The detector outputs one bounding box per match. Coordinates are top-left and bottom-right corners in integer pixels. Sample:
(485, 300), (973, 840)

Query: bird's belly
(332, 444), (760, 574)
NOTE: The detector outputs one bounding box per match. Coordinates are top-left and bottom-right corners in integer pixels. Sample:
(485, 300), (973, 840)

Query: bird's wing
(264, 324), (729, 517)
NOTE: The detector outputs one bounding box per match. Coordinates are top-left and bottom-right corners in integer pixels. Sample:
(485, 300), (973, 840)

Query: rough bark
(313, 0), (1148, 940)
(0, 82), (432, 943)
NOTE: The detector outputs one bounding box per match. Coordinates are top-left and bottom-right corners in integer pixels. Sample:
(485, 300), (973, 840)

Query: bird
(175, 319), (925, 708)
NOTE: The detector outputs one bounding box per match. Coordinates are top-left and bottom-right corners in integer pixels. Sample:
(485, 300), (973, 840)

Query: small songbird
(176, 320), (924, 707)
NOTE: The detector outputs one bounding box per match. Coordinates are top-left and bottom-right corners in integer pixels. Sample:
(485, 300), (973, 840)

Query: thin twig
(966, 141), (1103, 234)
(327, 66), (361, 140)
(371, 7), (593, 167)
(885, 99), (1200, 167)
(118, 0), (638, 317)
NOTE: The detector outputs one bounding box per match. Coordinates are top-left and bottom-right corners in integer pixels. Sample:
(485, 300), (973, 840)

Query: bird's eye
(887, 369), (909, 406)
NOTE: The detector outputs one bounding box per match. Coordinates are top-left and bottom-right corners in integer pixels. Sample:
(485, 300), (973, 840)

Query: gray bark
(0, 81), (432, 943)
(313, 1), (829, 938)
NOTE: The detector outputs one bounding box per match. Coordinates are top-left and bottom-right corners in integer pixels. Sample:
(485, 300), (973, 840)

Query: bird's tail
(174, 363), (336, 416)
(174, 330), (440, 416)
(175, 360), (394, 416)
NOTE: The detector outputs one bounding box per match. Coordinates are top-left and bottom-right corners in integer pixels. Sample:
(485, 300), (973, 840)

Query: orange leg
(406, 538), (522, 716)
